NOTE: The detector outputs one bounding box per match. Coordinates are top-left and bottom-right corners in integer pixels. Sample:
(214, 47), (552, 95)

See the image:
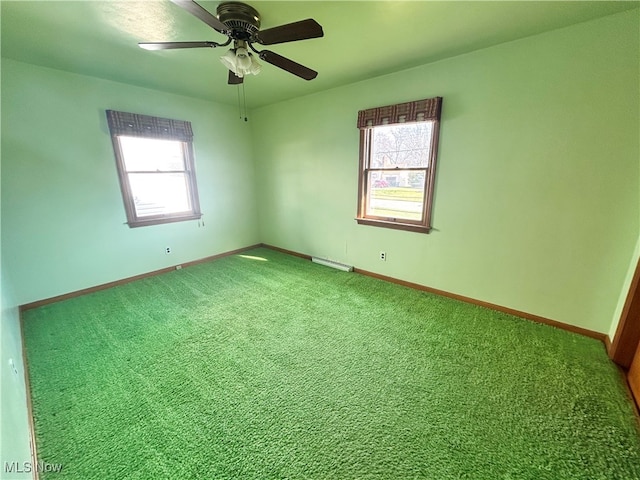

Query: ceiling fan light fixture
(235, 47), (252, 69)
(220, 47), (261, 78)
(249, 54), (262, 75)
(220, 49), (240, 74)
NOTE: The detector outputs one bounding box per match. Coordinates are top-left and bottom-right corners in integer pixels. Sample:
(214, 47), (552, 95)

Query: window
(106, 110), (202, 228)
(356, 97), (442, 234)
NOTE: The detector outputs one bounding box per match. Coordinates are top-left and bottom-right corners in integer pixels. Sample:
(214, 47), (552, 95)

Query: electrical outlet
(9, 358), (18, 376)
(165, 246), (171, 254)
(380, 251), (386, 261)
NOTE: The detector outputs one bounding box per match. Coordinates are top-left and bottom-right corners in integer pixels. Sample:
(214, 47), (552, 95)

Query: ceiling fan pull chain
(236, 83), (243, 120)
(242, 83), (248, 122)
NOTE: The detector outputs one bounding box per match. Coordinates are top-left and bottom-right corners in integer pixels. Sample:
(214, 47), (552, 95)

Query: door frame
(609, 257), (640, 368)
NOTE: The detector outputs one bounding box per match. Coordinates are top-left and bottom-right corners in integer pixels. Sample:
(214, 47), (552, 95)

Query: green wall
(1, 59), (260, 305)
(1, 273), (33, 479)
(251, 10), (640, 334)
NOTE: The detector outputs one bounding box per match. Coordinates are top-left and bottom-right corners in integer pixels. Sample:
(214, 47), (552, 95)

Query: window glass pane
(119, 136), (185, 172)
(366, 170), (425, 221)
(128, 173), (191, 217)
(370, 122), (433, 168)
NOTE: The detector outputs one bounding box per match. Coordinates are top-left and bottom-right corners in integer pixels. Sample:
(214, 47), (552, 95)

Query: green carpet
(23, 247), (640, 479)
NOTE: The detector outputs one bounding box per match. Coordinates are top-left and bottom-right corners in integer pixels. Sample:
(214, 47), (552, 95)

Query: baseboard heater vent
(311, 257), (354, 272)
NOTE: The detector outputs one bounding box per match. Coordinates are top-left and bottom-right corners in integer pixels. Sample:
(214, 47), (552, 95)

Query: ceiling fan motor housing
(216, 2), (261, 41)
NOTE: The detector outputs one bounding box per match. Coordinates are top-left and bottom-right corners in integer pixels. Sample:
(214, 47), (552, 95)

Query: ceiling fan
(139, 0), (324, 85)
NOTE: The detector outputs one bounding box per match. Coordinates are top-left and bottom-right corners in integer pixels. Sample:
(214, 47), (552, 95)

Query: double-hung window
(106, 110), (202, 228)
(356, 97), (442, 234)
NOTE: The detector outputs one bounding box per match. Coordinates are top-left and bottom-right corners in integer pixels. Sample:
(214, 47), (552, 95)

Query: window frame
(106, 110), (202, 228)
(356, 97), (442, 234)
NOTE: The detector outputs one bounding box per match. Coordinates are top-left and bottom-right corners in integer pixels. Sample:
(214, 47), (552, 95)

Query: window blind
(357, 97), (442, 129)
(106, 110), (193, 142)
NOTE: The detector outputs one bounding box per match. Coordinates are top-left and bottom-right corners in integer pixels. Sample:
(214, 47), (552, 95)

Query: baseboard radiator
(311, 257), (354, 272)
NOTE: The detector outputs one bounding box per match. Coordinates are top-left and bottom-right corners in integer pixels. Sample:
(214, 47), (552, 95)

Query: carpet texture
(23, 247), (640, 479)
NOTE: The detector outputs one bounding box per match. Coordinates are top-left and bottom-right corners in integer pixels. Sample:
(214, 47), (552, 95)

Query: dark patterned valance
(106, 110), (193, 141)
(357, 97), (442, 129)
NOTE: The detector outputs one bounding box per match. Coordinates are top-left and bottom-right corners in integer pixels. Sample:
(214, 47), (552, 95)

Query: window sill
(128, 213), (202, 228)
(355, 218), (432, 234)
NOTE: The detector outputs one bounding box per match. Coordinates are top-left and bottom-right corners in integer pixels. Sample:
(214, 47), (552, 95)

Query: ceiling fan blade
(170, 0), (228, 33)
(139, 41), (218, 50)
(228, 71), (244, 85)
(256, 19), (323, 45)
(258, 50), (318, 80)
